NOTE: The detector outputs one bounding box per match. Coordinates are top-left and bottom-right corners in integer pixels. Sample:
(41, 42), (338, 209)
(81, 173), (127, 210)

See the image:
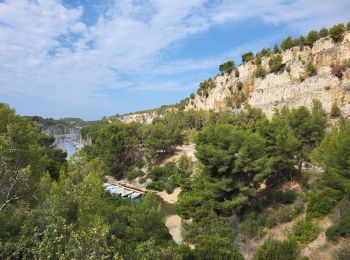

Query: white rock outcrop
(186, 33), (350, 118)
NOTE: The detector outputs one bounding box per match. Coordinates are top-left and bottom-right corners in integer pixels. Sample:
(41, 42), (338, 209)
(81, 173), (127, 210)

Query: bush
(326, 209), (350, 241)
(306, 30), (319, 46)
(291, 219), (319, 244)
(219, 60), (235, 74)
(331, 64), (346, 79)
(165, 177), (176, 194)
(273, 43), (280, 53)
(190, 93), (195, 99)
(264, 190), (297, 205)
(146, 180), (165, 191)
(236, 81), (243, 91)
(234, 68), (240, 78)
(305, 62), (317, 77)
(306, 191), (337, 219)
(269, 54), (284, 73)
(319, 28), (329, 38)
(127, 170), (144, 181)
(329, 23), (345, 42)
(347, 21), (350, 31)
(242, 52), (254, 63)
(330, 102), (341, 118)
(281, 36), (295, 51)
(253, 239), (300, 260)
(255, 65), (267, 78)
(293, 36), (306, 49)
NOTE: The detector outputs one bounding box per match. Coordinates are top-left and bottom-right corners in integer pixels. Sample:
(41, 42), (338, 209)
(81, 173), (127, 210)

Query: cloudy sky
(0, 0), (349, 120)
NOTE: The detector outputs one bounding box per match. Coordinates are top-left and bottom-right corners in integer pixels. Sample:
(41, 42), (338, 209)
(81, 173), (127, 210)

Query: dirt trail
(165, 215), (183, 244)
(160, 144), (196, 166)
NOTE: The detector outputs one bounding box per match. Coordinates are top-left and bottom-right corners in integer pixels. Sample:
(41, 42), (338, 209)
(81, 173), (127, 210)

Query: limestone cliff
(117, 111), (159, 124)
(186, 32), (350, 118)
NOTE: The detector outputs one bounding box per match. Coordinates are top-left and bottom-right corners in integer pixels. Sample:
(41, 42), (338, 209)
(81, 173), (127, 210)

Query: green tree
(306, 30), (319, 46)
(92, 122), (140, 178)
(242, 52), (254, 63)
(329, 23), (345, 42)
(319, 28), (329, 38)
(219, 60), (235, 74)
(144, 122), (182, 162)
(273, 43), (280, 53)
(312, 123), (350, 194)
(280, 36), (294, 50)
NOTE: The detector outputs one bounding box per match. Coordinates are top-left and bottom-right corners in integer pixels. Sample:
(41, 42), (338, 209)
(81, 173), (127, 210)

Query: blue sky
(0, 0), (349, 120)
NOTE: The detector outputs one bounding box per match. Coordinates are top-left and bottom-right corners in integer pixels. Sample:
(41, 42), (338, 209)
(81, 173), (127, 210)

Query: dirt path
(165, 215), (183, 244)
(160, 144), (196, 166)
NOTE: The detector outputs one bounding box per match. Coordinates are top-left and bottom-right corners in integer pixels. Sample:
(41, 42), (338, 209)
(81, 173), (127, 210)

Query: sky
(0, 0), (349, 120)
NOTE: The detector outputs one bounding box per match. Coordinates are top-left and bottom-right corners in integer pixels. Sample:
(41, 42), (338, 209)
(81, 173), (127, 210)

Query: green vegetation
(329, 23), (345, 42)
(291, 219), (319, 244)
(253, 239), (301, 260)
(330, 102), (341, 118)
(269, 54), (284, 73)
(1, 20), (350, 257)
(255, 65), (267, 78)
(326, 208), (350, 241)
(306, 30), (319, 46)
(305, 62), (317, 77)
(219, 60), (235, 74)
(242, 52), (254, 63)
(319, 28), (329, 38)
(197, 78), (216, 97)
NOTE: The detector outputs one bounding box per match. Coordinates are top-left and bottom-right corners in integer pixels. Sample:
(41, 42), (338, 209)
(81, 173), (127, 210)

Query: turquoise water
(55, 136), (77, 158)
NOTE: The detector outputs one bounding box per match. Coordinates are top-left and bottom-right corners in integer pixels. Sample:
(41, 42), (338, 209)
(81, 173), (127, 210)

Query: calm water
(55, 136), (77, 158)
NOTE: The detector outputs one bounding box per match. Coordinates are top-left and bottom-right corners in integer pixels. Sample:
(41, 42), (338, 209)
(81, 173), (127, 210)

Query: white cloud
(0, 0), (349, 117)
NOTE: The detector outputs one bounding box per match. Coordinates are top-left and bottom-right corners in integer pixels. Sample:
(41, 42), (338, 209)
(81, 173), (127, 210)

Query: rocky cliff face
(186, 32), (350, 118)
(117, 111), (159, 124)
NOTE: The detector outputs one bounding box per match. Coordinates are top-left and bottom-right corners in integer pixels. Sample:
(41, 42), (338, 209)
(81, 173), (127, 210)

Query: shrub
(190, 93), (195, 99)
(165, 177), (176, 194)
(329, 23), (345, 42)
(255, 65), (267, 78)
(326, 209), (350, 241)
(264, 190), (297, 206)
(242, 52), (254, 63)
(234, 68), (240, 78)
(291, 219), (319, 244)
(306, 191), (337, 219)
(146, 180), (165, 191)
(286, 66), (291, 74)
(331, 64), (346, 79)
(330, 102), (341, 118)
(127, 170), (144, 181)
(294, 36), (306, 49)
(281, 36), (295, 51)
(236, 81), (243, 91)
(269, 54), (284, 73)
(253, 239), (300, 260)
(319, 28), (329, 38)
(273, 43), (280, 53)
(260, 48), (271, 57)
(219, 60), (235, 74)
(197, 78), (216, 97)
(306, 30), (319, 46)
(305, 62), (317, 77)
(347, 21), (350, 31)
